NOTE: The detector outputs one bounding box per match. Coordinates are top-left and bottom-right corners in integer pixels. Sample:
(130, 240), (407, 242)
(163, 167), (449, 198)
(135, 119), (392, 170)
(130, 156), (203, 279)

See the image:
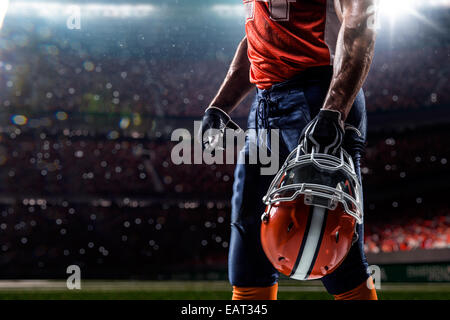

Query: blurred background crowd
(0, 0), (448, 278)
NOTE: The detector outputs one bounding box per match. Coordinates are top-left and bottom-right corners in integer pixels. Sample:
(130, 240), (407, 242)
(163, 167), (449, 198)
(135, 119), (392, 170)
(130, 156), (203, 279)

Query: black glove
(198, 106), (242, 153)
(300, 109), (344, 155)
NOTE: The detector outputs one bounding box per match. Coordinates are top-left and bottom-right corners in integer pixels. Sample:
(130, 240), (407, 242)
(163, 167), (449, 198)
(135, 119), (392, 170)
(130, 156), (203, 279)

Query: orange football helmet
(260, 146), (363, 280)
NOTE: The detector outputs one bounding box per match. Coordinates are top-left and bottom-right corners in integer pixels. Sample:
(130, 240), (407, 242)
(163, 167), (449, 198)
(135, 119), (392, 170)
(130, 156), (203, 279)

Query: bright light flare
(210, 1), (450, 20)
(210, 5), (245, 18)
(0, 0), (9, 28)
(11, 115), (28, 126)
(378, 0), (446, 32)
(379, 0), (418, 19)
(7, 2), (156, 19)
(379, 0), (450, 18)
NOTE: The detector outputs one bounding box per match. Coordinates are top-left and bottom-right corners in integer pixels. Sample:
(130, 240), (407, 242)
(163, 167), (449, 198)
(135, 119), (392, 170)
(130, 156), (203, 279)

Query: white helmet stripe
(291, 206), (327, 280)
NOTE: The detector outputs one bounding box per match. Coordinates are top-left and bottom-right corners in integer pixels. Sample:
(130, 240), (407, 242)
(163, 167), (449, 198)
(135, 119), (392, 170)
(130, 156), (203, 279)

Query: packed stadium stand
(0, 2), (448, 278)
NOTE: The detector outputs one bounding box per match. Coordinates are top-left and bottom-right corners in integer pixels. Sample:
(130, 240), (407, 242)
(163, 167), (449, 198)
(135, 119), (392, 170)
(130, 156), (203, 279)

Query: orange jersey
(244, 0), (341, 89)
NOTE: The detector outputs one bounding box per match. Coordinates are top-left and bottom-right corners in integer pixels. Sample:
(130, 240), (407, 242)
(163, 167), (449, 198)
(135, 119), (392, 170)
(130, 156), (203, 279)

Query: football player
(200, 0), (378, 300)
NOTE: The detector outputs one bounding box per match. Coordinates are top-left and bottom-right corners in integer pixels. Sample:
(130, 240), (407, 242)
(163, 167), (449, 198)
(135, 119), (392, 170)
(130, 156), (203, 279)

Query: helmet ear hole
(287, 222), (294, 232)
(278, 256), (286, 262)
(335, 231), (339, 243)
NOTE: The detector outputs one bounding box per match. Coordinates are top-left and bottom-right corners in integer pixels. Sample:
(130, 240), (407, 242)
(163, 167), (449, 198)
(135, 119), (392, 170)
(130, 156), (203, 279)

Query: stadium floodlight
(378, 0), (446, 32)
(7, 2), (156, 19)
(379, 0), (450, 17)
(426, 0), (450, 7)
(83, 4), (156, 18)
(379, 0), (418, 20)
(210, 0), (449, 20)
(210, 4), (245, 18)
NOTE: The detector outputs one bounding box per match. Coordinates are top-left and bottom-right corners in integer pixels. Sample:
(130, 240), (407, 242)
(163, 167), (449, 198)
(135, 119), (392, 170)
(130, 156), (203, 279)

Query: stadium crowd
(0, 9), (448, 277)
(0, 132), (235, 197)
(0, 46), (447, 118)
(0, 18), (448, 118)
(0, 194), (448, 277)
(0, 125), (448, 199)
(0, 201), (231, 277)
(0, 123), (448, 277)
(365, 213), (450, 254)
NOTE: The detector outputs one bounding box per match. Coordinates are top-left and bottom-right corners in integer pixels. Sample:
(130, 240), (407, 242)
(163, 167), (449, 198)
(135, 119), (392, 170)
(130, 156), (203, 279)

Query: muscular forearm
(323, 0), (377, 122)
(208, 36), (254, 114)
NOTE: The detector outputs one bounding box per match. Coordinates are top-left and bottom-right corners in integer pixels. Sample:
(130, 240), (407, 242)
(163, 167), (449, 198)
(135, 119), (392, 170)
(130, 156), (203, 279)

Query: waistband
(257, 65), (333, 96)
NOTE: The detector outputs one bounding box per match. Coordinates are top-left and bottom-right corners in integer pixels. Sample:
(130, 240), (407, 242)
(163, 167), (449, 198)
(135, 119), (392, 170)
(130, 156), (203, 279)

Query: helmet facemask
(262, 146), (363, 225)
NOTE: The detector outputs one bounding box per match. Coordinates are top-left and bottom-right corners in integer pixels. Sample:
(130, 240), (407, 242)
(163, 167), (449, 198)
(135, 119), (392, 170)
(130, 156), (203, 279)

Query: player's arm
(300, 0), (377, 155)
(199, 36), (253, 151)
(208, 36), (254, 114)
(323, 0), (378, 123)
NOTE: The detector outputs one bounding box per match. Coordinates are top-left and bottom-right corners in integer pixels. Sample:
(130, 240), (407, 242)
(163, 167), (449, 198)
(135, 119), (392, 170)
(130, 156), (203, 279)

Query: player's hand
(300, 109), (344, 155)
(198, 106), (242, 153)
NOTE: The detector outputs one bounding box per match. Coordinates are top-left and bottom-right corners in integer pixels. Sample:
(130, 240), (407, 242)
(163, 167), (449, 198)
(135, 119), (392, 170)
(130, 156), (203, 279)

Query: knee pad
(232, 283), (278, 300)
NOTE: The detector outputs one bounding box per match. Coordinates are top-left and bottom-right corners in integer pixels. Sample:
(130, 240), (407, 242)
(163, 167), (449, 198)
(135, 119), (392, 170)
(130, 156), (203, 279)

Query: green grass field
(0, 280), (449, 300)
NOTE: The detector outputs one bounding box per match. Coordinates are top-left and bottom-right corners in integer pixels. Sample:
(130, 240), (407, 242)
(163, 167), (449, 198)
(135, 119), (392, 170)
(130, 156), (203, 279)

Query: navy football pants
(228, 66), (370, 295)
